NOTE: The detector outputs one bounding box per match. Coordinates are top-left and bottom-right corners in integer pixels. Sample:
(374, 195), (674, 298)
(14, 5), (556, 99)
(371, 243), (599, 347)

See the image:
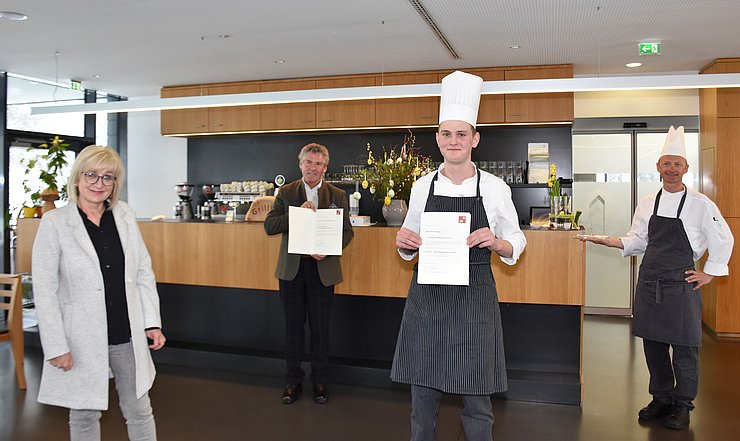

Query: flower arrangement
(361, 132), (433, 205)
(547, 163), (561, 197)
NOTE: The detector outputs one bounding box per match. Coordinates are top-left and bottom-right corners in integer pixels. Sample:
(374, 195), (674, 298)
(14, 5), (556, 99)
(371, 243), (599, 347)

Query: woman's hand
(146, 329), (166, 350)
(49, 352), (74, 371)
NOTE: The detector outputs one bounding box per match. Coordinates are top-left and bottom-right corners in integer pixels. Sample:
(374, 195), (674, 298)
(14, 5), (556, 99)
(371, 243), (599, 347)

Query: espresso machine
(174, 183), (194, 219)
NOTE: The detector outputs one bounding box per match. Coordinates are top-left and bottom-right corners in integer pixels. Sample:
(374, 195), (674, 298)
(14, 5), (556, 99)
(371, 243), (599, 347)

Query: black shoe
(313, 384), (328, 404)
(282, 384), (302, 404)
(638, 398), (672, 421)
(665, 405), (690, 430)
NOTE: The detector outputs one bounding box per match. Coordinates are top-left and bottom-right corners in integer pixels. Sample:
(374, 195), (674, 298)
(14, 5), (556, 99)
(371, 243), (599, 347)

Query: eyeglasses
(82, 171), (117, 186)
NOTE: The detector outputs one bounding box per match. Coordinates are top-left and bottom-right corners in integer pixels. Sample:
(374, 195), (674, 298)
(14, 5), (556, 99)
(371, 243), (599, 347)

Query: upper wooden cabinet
(375, 73), (440, 127)
(316, 76), (376, 128)
(259, 79), (316, 131)
(461, 68), (506, 124)
(161, 64), (573, 135)
(161, 84), (260, 135)
(207, 83), (260, 132)
(504, 65), (574, 123)
(161, 87), (209, 135)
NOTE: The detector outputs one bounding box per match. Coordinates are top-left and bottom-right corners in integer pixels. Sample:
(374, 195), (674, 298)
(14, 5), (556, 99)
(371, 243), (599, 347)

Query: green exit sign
(70, 80), (83, 91)
(639, 42), (661, 55)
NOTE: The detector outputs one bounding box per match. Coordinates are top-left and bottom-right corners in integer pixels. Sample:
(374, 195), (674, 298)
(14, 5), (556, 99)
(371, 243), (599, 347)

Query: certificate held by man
(417, 212), (471, 285)
(288, 206), (344, 255)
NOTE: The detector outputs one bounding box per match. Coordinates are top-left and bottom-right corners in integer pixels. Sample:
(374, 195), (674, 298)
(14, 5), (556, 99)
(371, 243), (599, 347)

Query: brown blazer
(264, 179), (354, 286)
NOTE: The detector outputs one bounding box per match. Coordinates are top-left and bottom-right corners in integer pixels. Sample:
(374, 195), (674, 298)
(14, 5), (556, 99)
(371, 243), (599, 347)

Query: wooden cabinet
(375, 73), (439, 127)
(316, 76), (376, 128)
(207, 83), (260, 132)
(161, 64), (573, 135)
(504, 65), (574, 123)
(699, 57), (740, 336)
(161, 84), (260, 135)
(463, 68), (505, 124)
(259, 79), (316, 130)
(161, 86), (208, 134)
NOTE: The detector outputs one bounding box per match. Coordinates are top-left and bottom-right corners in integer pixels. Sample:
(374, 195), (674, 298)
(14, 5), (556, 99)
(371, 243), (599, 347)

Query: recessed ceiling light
(0, 11), (28, 20)
(508, 45), (520, 49)
(91, 74), (101, 79)
(626, 62), (643, 68)
(273, 59), (286, 64)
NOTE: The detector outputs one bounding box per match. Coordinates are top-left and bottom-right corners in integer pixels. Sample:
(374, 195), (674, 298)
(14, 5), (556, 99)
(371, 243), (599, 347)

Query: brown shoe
(282, 384), (302, 404)
(313, 384), (328, 404)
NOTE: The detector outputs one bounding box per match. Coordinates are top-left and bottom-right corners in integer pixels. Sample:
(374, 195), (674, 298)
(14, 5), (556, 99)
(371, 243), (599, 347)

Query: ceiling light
(273, 59), (286, 64)
(30, 73), (740, 115)
(625, 62), (643, 68)
(0, 11), (28, 20)
(92, 74), (101, 79)
(508, 45), (520, 49)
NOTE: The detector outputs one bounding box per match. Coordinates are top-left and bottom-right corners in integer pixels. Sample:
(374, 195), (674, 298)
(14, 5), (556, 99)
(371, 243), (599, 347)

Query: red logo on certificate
(336, 210), (341, 215)
(458, 215), (467, 223)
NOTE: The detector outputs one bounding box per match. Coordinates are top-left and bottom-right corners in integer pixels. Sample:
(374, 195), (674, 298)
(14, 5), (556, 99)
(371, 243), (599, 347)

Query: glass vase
(382, 199), (408, 227)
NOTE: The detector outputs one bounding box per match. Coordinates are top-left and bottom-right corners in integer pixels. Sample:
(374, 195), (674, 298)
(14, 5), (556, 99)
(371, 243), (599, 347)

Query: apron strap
(652, 187), (688, 217)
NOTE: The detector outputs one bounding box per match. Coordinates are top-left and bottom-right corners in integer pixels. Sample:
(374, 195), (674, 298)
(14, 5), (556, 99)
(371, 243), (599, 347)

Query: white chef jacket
(398, 163), (526, 265)
(620, 187), (734, 276)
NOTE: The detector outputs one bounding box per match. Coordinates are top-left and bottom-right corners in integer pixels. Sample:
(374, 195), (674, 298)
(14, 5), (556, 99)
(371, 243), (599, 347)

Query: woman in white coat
(32, 145), (166, 441)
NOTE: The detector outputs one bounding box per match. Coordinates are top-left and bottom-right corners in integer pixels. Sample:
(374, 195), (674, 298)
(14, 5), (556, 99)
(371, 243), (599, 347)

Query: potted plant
(20, 135), (70, 215)
(362, 132), (433, 226)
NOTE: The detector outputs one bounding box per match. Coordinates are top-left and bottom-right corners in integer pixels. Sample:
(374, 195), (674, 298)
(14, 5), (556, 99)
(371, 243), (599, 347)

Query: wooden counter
(16, 217), (585, 404)
(17, 219), (584, 306)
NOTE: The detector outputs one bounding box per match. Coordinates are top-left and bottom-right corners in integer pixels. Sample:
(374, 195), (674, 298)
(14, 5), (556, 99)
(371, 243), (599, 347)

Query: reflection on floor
(2, 316), (740, 441)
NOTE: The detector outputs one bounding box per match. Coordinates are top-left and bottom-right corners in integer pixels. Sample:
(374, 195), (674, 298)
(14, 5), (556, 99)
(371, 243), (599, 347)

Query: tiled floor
(2, 316), (740, 441)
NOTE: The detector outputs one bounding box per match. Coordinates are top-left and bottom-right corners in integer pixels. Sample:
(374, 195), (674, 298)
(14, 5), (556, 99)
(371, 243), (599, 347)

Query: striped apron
(391, 170), (507, 395)
(632, 189), (702, 347)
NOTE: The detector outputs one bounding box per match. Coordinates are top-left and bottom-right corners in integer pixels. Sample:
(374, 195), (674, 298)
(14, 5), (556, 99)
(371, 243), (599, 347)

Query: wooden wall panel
(716, 118), (740, 217)
(316, 76), (376, 128)
(714, 217), (740, 334)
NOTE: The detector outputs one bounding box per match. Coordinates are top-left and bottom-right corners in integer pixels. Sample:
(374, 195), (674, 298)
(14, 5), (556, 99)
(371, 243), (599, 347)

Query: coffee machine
(201, 184), (219, 220)
(174, 183), (194, 219)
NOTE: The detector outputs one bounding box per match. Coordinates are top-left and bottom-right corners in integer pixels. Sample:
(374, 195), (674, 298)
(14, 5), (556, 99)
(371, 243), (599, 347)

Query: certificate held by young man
(288, 206), (344, 255)
(417, 211), (471, 286)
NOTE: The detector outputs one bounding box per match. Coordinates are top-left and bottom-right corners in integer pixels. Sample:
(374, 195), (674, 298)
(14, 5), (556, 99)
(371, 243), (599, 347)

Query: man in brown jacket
(264, 142), (354, 405)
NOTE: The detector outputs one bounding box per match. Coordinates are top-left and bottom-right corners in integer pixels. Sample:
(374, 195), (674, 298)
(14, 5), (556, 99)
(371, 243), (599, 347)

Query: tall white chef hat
(439, 71), (483, 127)
(659, 125), (687, 159)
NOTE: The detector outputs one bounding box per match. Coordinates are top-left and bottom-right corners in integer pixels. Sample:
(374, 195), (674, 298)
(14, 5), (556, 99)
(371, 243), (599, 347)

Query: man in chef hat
(581, 125), (734, 430)
(391, 71), (527, 441)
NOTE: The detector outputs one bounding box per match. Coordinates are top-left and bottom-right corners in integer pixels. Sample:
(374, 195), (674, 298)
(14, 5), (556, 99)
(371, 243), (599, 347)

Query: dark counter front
(17, 219), (585, 405)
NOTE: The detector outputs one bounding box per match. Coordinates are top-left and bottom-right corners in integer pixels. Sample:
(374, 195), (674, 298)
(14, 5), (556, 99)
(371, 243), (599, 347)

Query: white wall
(126, 109), (187, 218)
(574, 89), (699, 118)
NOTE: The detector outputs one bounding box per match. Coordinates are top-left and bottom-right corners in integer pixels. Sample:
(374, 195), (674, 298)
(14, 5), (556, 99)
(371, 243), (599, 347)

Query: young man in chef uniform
(392, 71), (526, 441)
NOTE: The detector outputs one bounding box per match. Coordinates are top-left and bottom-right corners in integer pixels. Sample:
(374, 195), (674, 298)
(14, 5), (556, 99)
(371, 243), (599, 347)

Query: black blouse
(78, 206), (131, 345)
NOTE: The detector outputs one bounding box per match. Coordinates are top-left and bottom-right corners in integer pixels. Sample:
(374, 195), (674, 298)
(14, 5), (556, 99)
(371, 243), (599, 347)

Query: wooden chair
(0, 274), (26, 389)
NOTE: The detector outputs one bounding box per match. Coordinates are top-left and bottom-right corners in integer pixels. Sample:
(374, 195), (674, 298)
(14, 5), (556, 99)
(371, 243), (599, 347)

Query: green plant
(361, 132), (433, 205)
(20, 135), (70, 205)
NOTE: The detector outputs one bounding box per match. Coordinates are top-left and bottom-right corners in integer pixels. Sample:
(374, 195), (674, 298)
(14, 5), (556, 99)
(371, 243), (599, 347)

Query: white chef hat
(439, 71), (483, 127)
(659, 125), (687, 159)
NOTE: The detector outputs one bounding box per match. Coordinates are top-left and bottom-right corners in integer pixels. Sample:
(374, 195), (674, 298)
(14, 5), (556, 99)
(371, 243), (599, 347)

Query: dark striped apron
(391, 170), (507, 395)
(632, 188), (702, 347)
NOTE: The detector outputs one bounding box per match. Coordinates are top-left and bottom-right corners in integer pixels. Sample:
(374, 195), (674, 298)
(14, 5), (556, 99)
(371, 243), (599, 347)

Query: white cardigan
(32, 201), (162, 410)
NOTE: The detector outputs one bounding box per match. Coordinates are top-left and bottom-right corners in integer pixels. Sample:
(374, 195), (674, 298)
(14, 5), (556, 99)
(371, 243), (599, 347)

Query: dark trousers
(410, 385), (493, 441)
(279, 258), (334, 385)
(643, 339), (699, 410)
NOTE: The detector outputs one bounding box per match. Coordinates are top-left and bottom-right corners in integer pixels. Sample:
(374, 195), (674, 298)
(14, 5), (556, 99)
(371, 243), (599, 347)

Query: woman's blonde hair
(67, 145), (125, 209)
